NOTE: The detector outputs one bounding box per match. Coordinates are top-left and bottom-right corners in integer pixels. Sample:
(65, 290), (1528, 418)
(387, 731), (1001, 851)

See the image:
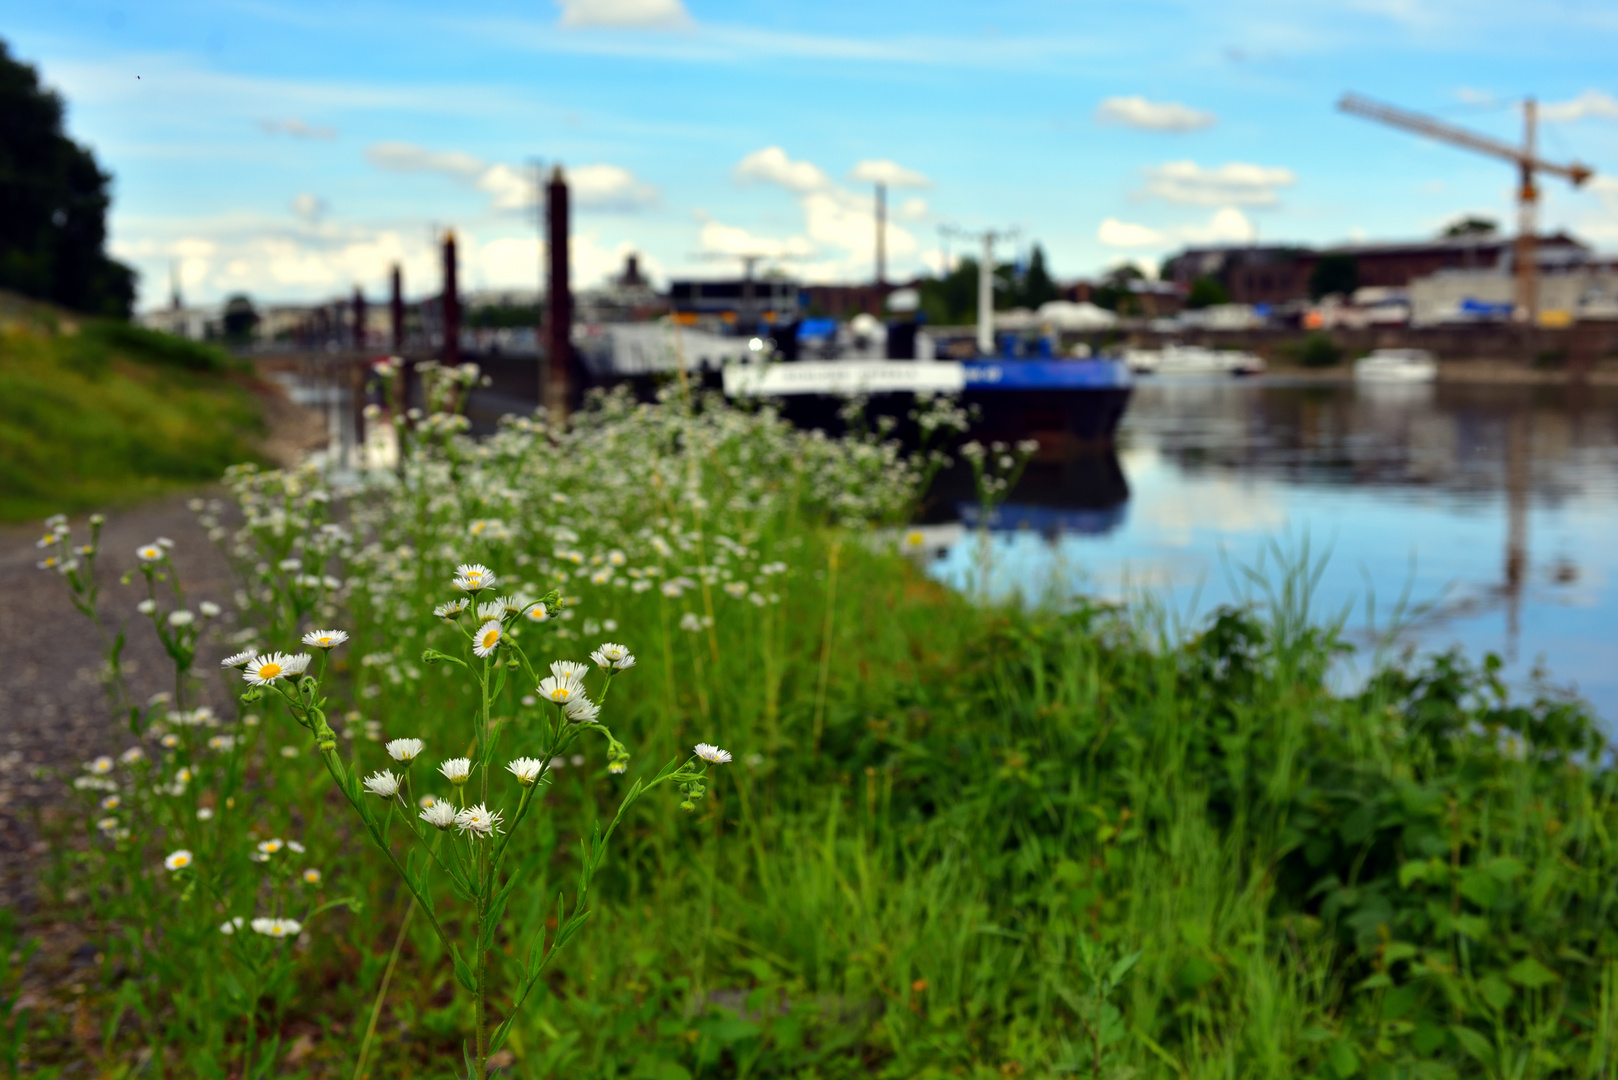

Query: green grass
(0, 312), (265, 520)
(17, 393), (1618, 1080)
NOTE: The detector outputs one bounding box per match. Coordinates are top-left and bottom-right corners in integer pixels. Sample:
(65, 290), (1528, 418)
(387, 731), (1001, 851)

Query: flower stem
(351, 898), (415, 1080)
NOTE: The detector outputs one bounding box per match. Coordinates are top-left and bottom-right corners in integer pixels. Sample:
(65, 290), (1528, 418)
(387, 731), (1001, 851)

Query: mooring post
(390, 264), (404, 354)
(545, 166), (571, 421)
(443, 231), (461, 367)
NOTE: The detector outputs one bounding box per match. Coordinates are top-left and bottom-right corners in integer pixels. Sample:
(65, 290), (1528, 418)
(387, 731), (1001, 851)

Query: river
(927, 377), (1618, 724)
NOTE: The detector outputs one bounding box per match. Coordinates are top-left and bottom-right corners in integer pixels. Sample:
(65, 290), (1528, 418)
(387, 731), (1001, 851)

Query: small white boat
(1354, 348), (1438, 383)
(1126, 344), (1264, 377)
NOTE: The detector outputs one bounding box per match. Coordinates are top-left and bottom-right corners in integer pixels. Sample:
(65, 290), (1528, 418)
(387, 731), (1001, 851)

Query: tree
(1091, 264), (1145, 315)
(1019, 244), (1059, 309)
(1443, 216), (1498, 238)
(919, 257), (980, 324)
(1309, 253), (1358, 301)
(222, 295), (259, 342)
(0, 38), (136, 317)
(1186, 275), (1229, 310)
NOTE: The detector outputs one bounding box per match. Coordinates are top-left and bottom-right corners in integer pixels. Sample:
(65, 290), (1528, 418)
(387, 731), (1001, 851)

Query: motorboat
(1354, 348), (1438, 383)
(1125, 344), (1264, 377)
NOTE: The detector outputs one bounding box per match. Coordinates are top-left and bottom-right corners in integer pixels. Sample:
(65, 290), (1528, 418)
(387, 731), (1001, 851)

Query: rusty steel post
(390, 264), (404, 353)
(352, 286), (367, 352)
(443, 231), (461, 366)
(545, 166), (571, 420)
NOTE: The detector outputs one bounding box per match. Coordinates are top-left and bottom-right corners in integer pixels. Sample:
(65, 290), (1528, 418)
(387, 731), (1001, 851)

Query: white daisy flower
(472, 620), (503, 658)
(220, 916), (245, 935)
(136, 544), (163, 563)
(302, 868), (322, 885)
(452, 564), (497, 593)
(439, 758), (472, 785)
(208, 735), (235, 751)
(199, 601), (222, 618)
(156, 537), (174, 549)
(197, 807), (214, 821)
(87, 756), (114, 775)
(550, 660), (589, 681)
(476, 599), (508, 621)
(454, 803), (504, 838)
(221, 650), (255, 668)
(119, 747), (145, 765)
(278, 558), (302, 572)
(161, 734), (180, 748)
(589, 643), (636, 671)
(250, 917), (301, 938)
(302, 629), (349, 650)
(282, 654), (313, 676)
(524, 604), (550, 623)
(279, 745), (300, 758)
(537, 674), (584, 706)
(386, 738), (424, 763)
(168, 609), (195, 627)
(257, 838), (284, 855)
(287, 840), (306, 854)
(420, 801), (457, 829)
(101, 794), (120, 810)
(97, 816), (119, 832)
(136, 599), (157, 615)
(164, 849), (194, 871)
(243, 653), (296, 686)
(506, 757), (545, 786)
(563, 697), (601, 724)
(434, 599), (469, 619)
(362, 770), (402, 798)
(694, 743), (733, 765)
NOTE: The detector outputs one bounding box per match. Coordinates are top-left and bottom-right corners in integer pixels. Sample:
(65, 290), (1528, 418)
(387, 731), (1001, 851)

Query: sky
(10, 0), (1618, 309)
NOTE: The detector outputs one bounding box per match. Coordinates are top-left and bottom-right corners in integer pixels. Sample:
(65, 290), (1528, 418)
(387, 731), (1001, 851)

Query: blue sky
(10, 0), (1618, 308)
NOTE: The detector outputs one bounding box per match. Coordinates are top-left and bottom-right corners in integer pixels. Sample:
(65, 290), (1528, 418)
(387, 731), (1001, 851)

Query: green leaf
(1506, 957), (1559, 989)
(450, 947), (477, 993)
(1106, 950), (1141, 987)
(1326, 1038), (1361, 1079)
(1477, 974), (1513, 1012)
(1383, 942), (1419, 965)
(1449, 1024), (1493, 1064)
(1483, 856), (1526, 882)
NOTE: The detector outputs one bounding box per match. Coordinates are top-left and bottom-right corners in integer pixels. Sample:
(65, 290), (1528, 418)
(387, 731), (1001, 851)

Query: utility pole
(875, 182), (887, 287)
(1516, 98), (1538, 324)
(531, 157), (546, 406)
(389, 264), (404, 353)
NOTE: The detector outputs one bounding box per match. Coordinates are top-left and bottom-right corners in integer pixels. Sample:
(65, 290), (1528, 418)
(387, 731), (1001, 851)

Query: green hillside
(0, 294), (266, 520)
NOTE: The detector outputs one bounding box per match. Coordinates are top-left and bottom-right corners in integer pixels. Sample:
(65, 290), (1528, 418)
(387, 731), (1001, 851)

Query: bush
(1298, 331), (1342, 368)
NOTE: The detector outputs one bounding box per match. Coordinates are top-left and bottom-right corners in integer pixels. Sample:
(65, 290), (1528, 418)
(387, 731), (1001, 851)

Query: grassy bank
(0, 301), (265, 520)
(14, 388), (1617, 1079)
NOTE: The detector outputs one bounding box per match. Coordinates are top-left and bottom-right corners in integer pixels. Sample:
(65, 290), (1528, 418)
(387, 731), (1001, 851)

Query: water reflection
(926, 378), (1618, 723)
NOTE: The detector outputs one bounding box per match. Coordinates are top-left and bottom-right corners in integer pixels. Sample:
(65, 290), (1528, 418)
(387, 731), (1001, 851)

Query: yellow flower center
(467, 573), (483, 585)
(316, 636), (332, 646)
(174, 854), (190, 866)
(482, 629), (500, 649)
(549, 687), (570, 701)
(259, 663), (282, 679)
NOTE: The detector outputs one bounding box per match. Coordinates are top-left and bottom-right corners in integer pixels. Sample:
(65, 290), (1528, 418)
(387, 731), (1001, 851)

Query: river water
(927, 377), (1618, 724)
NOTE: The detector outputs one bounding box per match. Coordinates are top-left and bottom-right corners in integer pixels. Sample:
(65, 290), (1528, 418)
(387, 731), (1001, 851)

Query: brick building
(1162, 233), (1591, 305)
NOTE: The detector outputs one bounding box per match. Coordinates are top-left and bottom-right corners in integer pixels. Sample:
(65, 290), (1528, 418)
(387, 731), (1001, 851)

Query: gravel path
(0, 496), (249, 910)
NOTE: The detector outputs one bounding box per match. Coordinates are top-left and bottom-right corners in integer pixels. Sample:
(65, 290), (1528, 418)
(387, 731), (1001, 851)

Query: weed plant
(17, 378), (1618, 1079)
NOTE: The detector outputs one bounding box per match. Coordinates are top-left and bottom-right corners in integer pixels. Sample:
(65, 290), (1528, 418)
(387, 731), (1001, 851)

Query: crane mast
(1337, 93), (1593, 324)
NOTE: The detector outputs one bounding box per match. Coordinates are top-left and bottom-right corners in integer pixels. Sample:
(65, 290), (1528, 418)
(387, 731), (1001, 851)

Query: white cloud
(557, 0), (692, 29)
(366, 143), (657, 212)
(1541, 89), (1618, 123)
(258, 117), (337, 140)
(1097, 218), (1166, 248)
(848, 159), (932, 188)
(720, 148), (926, 280)
(366, 141), (485, 179)
(476, 233), (655, 290)
(1453, 87), (1497, 106)
(1097, 207), (1254, 250)
(696, 219), (815, 259)
(734, 146), (831, 193)
(291, 193), (328, 224)
(1096, 95), (1216, 133)
(1141, 160), (1296, 206)
(897, 197), (929, 220)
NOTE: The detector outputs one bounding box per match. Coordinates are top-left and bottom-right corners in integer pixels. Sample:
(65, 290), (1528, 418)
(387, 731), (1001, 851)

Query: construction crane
(1337, 92), (1594, 324)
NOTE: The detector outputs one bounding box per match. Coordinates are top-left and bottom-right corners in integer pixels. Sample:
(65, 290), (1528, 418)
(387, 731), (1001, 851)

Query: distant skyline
(11, 0), (1618, 309)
